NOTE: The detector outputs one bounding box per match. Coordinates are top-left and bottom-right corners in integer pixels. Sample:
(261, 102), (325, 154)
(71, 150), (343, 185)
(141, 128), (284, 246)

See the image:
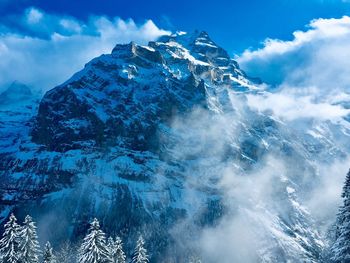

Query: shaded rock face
(31, 38), (215, 152)
(1, 31), (349, 262)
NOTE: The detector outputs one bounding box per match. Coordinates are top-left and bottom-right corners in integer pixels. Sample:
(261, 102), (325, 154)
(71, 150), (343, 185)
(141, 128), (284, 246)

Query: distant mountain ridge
(0, 81), (33, 104)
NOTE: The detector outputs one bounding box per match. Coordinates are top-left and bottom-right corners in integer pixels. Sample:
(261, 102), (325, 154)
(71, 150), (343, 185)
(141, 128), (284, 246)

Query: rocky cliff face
(31, 31), (254, 153)
(1, 31), (349, 262)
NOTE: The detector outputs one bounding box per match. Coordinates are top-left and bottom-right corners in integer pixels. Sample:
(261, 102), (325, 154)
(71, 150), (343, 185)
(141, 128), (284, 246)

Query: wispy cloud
(234, 17), (350, 244)
(246, 89), (350, 122)
(0, 7), (170, 92)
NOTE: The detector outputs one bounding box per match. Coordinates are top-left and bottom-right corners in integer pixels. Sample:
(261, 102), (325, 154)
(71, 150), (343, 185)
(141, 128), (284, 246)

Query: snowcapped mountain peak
(154, 30), (232, 68)
(108, 30), (258, 89)
(26, 29), (265, 153)
(0, 28), (335, 263)
(111, 41), (163, 64)
(158, 30), (214, 46)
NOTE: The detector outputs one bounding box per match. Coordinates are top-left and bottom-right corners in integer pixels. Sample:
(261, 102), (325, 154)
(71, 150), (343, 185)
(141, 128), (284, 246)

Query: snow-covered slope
(0, 31), (349, 262)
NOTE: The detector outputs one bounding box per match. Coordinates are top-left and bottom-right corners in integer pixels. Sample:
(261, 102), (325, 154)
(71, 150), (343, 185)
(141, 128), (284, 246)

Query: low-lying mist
(164, 86), (349, 262)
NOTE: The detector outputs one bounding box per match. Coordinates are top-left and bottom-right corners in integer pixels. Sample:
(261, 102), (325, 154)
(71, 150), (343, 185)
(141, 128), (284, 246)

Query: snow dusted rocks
(31, 31), (259, 153)
(1, 31), (348, 262)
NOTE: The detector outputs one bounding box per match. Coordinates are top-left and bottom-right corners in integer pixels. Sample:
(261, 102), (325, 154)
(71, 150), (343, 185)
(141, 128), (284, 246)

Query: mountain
(0, 81), (33, 104)
(0, 31), (349, 262)
(0, 82), (39, 155)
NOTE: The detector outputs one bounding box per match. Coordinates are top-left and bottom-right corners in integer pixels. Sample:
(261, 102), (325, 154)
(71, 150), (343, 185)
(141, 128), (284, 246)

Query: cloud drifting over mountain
(238, 16), (350, 122)
(0, 7), (170, 92)
(236, 17), (350, 242)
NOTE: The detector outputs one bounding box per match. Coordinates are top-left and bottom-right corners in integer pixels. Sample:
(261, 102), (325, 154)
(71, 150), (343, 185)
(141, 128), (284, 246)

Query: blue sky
(1, 0), (350, 53)
(1, 0), (350, 95)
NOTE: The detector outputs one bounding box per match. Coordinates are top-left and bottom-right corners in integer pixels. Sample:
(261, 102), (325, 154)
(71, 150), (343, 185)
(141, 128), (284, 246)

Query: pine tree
(19, 216), (41, 263)
(131, 236), (149, 263)
(113, 236), (126, 263)
(106, 238), (115, 263)
(331, 169), (350, 262)
(42, 242), (56, 263)
(0, 214), (22, 263)
(78, 218), (110, 263)
(107, 236), (126, 263)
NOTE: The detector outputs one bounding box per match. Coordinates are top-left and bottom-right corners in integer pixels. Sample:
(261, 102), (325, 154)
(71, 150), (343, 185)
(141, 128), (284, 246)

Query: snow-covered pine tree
(113, 236), (126, 263)
(78, 218), (110, 263)
(331, 169), (350, 262)
(107, 237), (115, 263)
(0, 214), (22, 263)
(106, 237), (115, 263)
(19, 215), (41, 263)
(107, 236), (126, 263)
(131, 236), (149, 263)
(42, 242), (56, 263)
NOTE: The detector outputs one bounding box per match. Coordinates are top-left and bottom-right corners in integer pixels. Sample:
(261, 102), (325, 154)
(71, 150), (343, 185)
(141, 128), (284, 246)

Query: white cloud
(26, 7), (43, 24)
(59, 18), (82, 34)
(238, 16), (350, 123)
(239, 19), (346, 62)
(234, 17), (350, 244)
(238, 16), (350, 89)
(0, 7), (170, 92)
(246, 88), (350, 121)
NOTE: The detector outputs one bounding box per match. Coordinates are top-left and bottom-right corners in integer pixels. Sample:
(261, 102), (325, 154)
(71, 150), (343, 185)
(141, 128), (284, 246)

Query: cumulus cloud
(0, 7), (170, 92)
(238, 16), (350, 123)
(238, 16), (350, 89)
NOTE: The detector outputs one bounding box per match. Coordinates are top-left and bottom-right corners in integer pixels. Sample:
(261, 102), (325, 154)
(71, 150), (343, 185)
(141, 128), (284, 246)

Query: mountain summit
(1, 31), (348, 262)
(31, 31), (261, 152)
